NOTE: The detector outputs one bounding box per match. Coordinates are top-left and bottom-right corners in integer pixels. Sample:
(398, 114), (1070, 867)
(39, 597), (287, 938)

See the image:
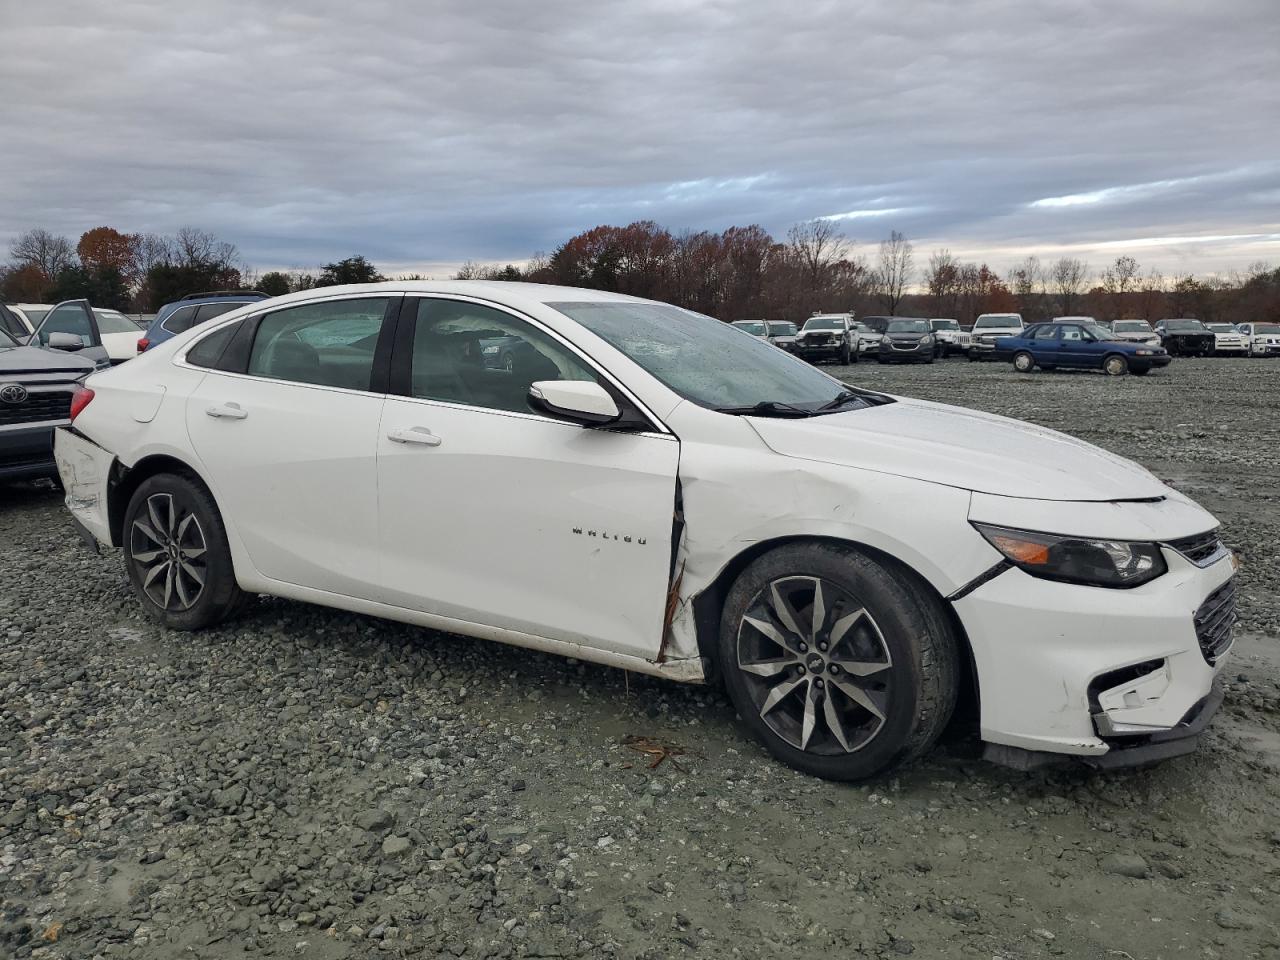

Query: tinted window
(38, 303), (93, 346)
(408, 299), (596, 414)
(163, 305), (199, 334)
(186, 320), (242, 368)
(195, 301), (243, 325)
(0, 305), (25, 338)
(248, 298), (388, 390)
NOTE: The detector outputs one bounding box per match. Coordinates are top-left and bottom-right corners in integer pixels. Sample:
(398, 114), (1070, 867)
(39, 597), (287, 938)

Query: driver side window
(408, 299), (597, 415)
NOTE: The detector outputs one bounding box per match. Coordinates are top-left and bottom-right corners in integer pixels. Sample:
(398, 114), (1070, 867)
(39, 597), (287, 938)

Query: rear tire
(123, 472), (245, 630)
(718, 542), (959, 781)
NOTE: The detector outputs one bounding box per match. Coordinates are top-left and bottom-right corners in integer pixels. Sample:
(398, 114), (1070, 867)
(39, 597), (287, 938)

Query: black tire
(1102, 353), (1129, 377)
(123, 472), (245, 630)
(718, 542), (959, 781)
(876, 355), (887, 364)
(967, 348), (980, 362)
(1012, 350), (1036, 373)
(840, 341), (852, 365)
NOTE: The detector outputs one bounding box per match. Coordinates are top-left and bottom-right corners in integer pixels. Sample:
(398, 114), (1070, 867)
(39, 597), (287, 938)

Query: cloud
(0, 0), (1276, 276)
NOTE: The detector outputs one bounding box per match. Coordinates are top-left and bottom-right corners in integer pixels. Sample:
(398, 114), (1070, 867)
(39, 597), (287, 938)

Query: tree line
(4, 221), (1277, 327)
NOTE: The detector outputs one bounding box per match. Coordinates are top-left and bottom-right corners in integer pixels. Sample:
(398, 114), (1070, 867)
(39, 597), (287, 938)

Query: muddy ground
(1, 357), (1278, 960)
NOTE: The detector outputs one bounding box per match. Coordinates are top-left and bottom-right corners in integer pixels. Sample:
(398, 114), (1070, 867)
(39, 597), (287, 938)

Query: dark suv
(138, 291), (270, 354)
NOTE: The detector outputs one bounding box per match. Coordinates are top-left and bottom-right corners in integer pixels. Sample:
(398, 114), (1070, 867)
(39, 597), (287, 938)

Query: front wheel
(1012, 350), (1035, 373)
(967, 347), (980, 362)
(123, 472), (245, 630)
(840, 341), (852, 364)
(718, 543), (959, 781)
(1103, 354), (1129, 376)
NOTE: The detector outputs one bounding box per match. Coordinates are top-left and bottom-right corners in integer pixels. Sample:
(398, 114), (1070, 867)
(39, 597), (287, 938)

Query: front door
(30, 300), (108, 367)
(376, 296), (680, 660)
(184, 294), (396, 598)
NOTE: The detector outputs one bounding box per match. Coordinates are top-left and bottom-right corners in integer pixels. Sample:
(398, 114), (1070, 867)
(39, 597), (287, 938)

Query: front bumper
(878, 341), (932, 361)
(0, 421), (65, 481)
(952, 545), (1234, 760)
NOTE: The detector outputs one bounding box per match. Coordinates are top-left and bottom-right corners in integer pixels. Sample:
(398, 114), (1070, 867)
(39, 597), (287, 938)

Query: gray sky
(2, 0), (1277, 278)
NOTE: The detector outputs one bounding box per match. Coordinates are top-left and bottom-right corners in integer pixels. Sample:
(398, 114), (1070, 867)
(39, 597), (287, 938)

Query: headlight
(921, 335), (934, 344)
(972, 522), (1167, 588)
(1135, 349), (1152, 356)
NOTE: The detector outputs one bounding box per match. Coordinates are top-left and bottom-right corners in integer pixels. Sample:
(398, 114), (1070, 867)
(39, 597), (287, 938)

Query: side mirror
(47, 332), (85, 351)
(528, 380), (620, 426)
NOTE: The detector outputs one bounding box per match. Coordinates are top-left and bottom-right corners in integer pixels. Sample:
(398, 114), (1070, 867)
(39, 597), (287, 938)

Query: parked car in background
(794, 313), (856, 364)
(1155, 319), (1215, 357)
(26, 300), (113, 368)
(997, 321), (1171, 376)
(4, 303), (53, 335)
(928, 318), (969, 357)
(765, 320), (798, 352)
(138, 291), (270, 354)
(1, 303), (30, 339)
(968, 313), (1025, 360)
(1237, 322), (1280, 357)
(92, 308), (146, 364)
(852, 321), (883, 356)
(0, 326), (96, 482)
(877, 318), (936, 364)
(54, 280), (1234, 780)
(1205, 323), (1247, 356)
(731, 319), (770, 341)
(1109, 319), (1161, 346)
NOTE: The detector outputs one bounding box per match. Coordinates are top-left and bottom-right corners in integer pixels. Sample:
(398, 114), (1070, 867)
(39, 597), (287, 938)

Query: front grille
(806, 333), (833, 345)
(891, 341), (918, 350)
(0, 391), (72, 426)
(1193, 579), (1236, 665)
(1166, 529), (1227, 566)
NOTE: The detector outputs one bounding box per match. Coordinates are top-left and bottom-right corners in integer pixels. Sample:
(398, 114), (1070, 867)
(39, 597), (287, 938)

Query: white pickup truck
(929, 318), (971, 358)
(967, 313), (1025, 361)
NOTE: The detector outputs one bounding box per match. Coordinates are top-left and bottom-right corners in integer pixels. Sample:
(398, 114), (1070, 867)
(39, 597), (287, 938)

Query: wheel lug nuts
(818, 642), (828, 651)
(797, 665), (806, 674)
(815, 678), (824, 688)
(798, 643), (808, 653)
(829, 663), (839, 674)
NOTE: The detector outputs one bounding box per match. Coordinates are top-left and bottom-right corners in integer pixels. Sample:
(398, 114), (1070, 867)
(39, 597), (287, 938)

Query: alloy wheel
(736, 576), (892, 755)
(1014, 352), (1034, 372)
(1104, 355), (1127, 376)
(129, 493), (208, 611)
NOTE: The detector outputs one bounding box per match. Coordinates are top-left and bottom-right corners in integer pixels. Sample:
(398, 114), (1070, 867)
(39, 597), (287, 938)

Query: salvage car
(1237, 322), (1280, 357)
(852, 321), (882, 356)
(54, 282), (1235, 780)
(1109, 319), (1160, 346)
(0, 326), (96, 482)
(1154, 318), (1215, 357)
(794, 313), (856, 364)
(928, 319), (969, 357)
(877, 318), (936, 364)
(93, 309), (146, 364)
(1205, 323), (1247, 356)
(967, 313), (1024, 360)
(765, 320), (798, 352)
(731, 320), (770, 341)
(997, 321), (1171, 376)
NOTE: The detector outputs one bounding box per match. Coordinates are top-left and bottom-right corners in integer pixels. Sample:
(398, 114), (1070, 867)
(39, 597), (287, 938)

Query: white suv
(967, 313), (1025, 360)
(54, 282), (1234, 780)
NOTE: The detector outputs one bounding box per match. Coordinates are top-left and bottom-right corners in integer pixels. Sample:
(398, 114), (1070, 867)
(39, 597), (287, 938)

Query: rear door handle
(205, 402), (247, 420)
(387, 426), (442, 446)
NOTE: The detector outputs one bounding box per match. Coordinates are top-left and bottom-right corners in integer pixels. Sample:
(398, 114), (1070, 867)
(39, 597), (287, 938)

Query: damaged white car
(54, 282), (1235, 780)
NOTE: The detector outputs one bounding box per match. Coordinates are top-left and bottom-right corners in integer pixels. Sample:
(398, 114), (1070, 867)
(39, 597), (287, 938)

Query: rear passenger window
(163, 306), (198, 334)
(186, 321), (242, 368)
(247, 298), (388, 391)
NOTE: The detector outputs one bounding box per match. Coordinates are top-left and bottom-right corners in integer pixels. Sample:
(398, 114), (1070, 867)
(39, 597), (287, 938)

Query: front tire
(123, 472), (245, 630)
(1013, 350), (1035, 373)
(1103, 354), (1129, 376)
(718, 543), (959, 781)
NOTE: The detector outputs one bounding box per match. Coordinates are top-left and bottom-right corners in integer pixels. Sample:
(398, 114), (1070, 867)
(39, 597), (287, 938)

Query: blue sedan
(994, 321), (1172, 376)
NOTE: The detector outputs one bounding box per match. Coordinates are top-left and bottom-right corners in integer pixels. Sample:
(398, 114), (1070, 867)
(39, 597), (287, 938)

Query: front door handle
(387, 426), (442, 446)
(206, 402), (248, 420)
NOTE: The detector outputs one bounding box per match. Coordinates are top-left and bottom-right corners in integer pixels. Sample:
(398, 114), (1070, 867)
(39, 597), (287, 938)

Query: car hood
(747, 397), (1167, 502)
(0, 343), (96, 375)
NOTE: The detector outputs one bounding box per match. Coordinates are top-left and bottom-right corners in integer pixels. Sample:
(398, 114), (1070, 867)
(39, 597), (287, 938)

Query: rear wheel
(1013, 351), (1035, 373)
(718, 543), (959, 781)
(123, 472), (245, 630)
(1103, 354), (1129, 376)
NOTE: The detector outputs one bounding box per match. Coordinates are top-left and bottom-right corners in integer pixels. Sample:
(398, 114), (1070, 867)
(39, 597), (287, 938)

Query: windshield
(766, 321), (797, 336)
(1082, 323), (1116, 340)
(802, 317), (844, 331)
(1164, 319), (1207, 332)
(732, 321), (767, 335)
(94, 310), (141, 334)
(1113, 321), (1150, 332)
(20, 307), (49, 325)
(1207, 324), (1235, 332)
(0, 328), (17, 348)
(551, 301), (872, 413)
(888, 319), (930, 334)
(1255, 324), (1280, 334)
(974, 315), (1020, 328)
(930, 320), (959, 331)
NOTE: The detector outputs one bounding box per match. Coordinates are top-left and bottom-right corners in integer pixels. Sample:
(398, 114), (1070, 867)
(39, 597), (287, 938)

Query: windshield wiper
(816, 389), (865, 412)
(715, 401), (815, 418)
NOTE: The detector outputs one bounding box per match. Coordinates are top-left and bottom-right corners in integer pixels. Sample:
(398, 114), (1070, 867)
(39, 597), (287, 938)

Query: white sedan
(53, 282), (1235, 780)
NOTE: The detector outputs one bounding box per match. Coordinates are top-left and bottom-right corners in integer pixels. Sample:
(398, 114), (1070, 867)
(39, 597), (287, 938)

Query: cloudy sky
(2, 0), (1277, 278)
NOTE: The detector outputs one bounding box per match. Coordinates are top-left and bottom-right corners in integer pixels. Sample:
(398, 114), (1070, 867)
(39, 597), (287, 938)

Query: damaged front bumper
(53, 427), (117, 548)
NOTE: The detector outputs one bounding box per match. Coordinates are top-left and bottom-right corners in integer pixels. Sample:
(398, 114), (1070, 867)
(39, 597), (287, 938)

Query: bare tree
(1101, 255), (1141, 320)
(173, 227), (239, 270)
(135, 233), (174, 273)
(9, 228), (75, 277)
(1050, 257), (1089, 315)
(875, 231), (914, 315)
(787, 220), (849, 300)
(923, 249), (960, 317)
(1007, 255), (1044, 317)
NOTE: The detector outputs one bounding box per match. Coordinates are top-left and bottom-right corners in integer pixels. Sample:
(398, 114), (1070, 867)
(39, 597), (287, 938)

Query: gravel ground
(2, 357), (1278, 960)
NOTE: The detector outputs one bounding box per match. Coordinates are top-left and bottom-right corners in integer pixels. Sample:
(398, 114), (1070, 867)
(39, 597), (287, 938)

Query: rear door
(30, 300), (108, 366)
(183, 293), (397, 598)
(1028, 324), (1061, 364)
